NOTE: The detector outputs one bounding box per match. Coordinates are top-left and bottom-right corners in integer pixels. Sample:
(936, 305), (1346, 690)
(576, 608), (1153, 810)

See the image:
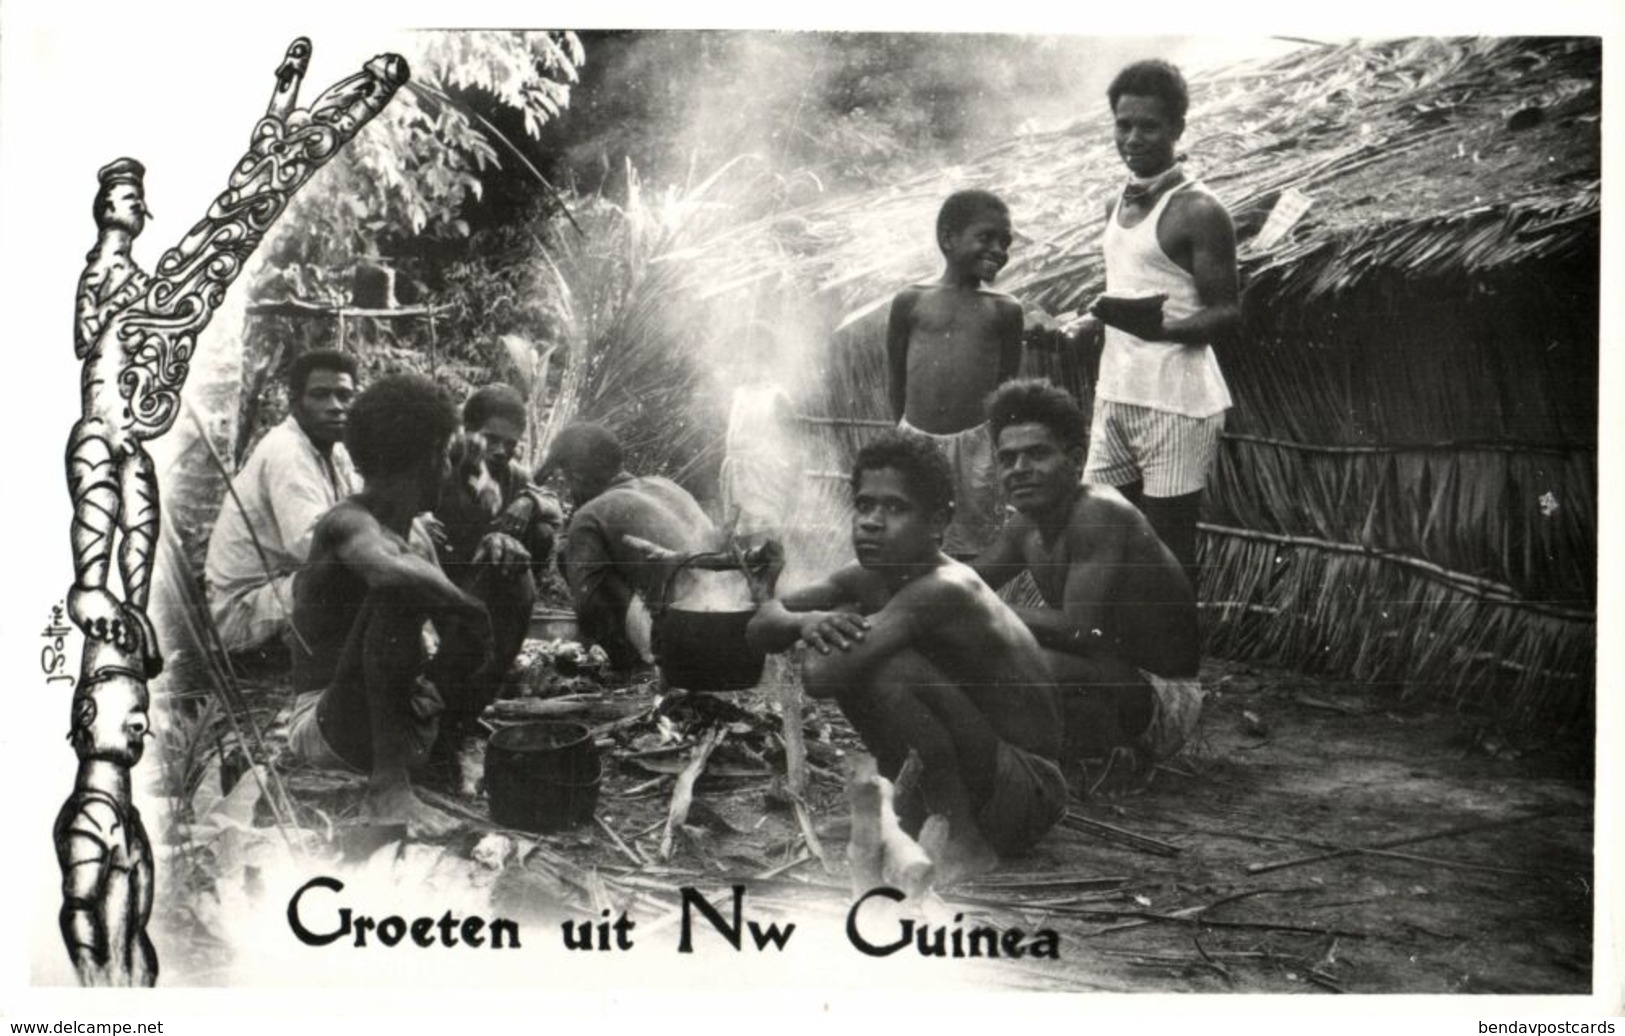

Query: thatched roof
(588, 36), (1600, 720)
(680, 36), (1600, 326)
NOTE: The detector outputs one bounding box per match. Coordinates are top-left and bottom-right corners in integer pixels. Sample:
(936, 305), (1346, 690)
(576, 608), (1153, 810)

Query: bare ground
(155, 653), (1593, 994)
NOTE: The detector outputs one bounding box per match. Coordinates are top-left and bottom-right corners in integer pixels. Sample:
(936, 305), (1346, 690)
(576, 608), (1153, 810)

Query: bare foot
(845, 773), (885, 895)
(917, 813), (999, 887)
(875, 779), (933, 899)
(365, 785), (460, 839)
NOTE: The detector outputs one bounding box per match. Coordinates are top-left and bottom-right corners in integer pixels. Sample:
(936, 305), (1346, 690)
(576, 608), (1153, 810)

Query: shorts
(1135, 669), (1205, 760)
(1084, 400), (1225, 498)
(283, 679), (445, 772)
(283, 691), (355, 771)
(898, 418), (1001, 556)
(975, 741), (1068, 855)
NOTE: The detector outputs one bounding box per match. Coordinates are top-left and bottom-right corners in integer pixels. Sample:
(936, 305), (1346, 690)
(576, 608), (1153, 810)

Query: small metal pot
(484, 721), (600, 832)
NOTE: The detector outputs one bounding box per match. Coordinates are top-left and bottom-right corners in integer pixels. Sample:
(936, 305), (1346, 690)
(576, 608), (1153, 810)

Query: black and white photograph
(1, 0), (1617, 1026)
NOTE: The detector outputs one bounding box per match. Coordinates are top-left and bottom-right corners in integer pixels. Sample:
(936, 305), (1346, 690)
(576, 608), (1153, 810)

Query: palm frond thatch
(610, 36), (1598, 719)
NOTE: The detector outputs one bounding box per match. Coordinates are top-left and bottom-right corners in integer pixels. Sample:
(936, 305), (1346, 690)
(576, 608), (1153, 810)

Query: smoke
(561, 32), (1305, 589)
(569, 32), (1303, 193)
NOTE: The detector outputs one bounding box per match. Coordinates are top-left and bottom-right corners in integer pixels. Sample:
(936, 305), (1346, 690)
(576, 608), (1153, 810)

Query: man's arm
(884, 289), (919, 423)
(798, 575), (955, 698)
(746, 566), (870, 655)
(1010, 508), (1129, 660)
(323, 506), (484, 619)
(970, 519), (1028, 592)
(995, 296), (1023, 383)
(1159, 194), (1240, 347)
(557, 515), (640, 666)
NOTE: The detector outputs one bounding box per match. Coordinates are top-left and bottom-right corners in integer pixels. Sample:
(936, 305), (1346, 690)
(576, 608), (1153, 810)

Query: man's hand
(419, 514), (448, 551)
(1090, 293), (1167, 341)
(797, 610), (870, 655)
(742, 538), (786, 600)
(472, 531), (531, 577)
(1060, 313), (1104, 351)
(458, 595), (497, 673)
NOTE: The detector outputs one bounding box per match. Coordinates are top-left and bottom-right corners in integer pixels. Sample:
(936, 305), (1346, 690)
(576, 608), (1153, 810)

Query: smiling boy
(748, 432), (1065, 883)
(885, 189), (1023, 557)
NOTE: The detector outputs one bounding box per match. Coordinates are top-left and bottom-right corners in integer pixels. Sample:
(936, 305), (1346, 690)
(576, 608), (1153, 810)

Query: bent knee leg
(867, 650), (944, 694)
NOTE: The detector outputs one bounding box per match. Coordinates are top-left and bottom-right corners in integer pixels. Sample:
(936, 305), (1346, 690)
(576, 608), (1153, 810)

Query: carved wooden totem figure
(60, 38), (408, 986)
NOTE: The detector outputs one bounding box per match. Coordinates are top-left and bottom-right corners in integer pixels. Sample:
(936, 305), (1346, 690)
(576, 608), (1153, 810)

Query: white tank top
(1098, 181), (1232, 418)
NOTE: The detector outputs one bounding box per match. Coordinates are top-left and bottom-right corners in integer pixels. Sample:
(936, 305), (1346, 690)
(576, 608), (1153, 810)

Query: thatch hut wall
(632, 36), (1600, 721)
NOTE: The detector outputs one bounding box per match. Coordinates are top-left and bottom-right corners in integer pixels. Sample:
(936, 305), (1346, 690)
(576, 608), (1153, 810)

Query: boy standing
(886, 189), (1023, 557)
(1087, 60), (1240, 584)
(748, 432), (1065, 883)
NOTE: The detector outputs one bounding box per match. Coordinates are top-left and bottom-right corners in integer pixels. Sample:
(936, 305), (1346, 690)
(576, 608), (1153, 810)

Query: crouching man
(974, 379), (1203, 794)
(747, 432), (1065, 883)
(285, 374), (493, 836)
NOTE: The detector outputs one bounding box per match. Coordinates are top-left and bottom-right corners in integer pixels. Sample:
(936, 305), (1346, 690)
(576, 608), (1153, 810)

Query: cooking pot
(651, 552), (766, 692)
(484, 720), (600, 832)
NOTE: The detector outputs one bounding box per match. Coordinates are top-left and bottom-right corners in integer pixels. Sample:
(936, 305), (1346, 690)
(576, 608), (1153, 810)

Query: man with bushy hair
(976, 378), (1202, 794)
(284, 374), (492, 836)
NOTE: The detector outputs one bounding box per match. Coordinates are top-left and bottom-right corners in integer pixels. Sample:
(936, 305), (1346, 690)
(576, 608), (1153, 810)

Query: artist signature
(41, 602), (74, 686)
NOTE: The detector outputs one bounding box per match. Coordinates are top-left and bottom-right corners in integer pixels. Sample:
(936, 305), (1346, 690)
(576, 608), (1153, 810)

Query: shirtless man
(285, 374), (493, 835)
(542, 422), (717, 670)
(748, 432), (1065, 882)
(974, 379), (1202, 792)
(1084, 59), (1240, 585)
(431, 384), (563, 690)
(886, 189), (1023, 557)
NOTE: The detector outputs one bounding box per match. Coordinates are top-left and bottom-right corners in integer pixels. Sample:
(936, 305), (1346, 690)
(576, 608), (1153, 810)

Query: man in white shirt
(1086, 59), (1240, 585)
(204, 349), (361, 652)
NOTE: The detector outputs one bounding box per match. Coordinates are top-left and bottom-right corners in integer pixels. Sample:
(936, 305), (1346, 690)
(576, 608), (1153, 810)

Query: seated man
(206, 349), (361, 653)
(973, 379), (1202, 792)
(541, 422), (717, 670)
(431, 384), (564, 685)
(284, 374), (493, 835)
(747, 432), (1065, 883)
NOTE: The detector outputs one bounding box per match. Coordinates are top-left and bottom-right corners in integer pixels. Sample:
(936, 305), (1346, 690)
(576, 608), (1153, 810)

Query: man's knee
(800, 648), (936, 702)
(868, 650), (945, 693)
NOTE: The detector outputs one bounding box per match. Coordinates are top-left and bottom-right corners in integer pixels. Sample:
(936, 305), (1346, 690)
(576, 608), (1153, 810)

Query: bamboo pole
(1198, 523), (1594, 622)
(1223, 431), (1593, 457)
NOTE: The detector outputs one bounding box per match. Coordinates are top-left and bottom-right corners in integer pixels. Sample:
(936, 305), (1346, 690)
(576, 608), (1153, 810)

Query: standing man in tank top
(1084, 59), (1240, 586)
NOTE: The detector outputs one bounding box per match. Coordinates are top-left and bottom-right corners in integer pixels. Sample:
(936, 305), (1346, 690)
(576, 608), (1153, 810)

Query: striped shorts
(1083, 400), (1226, 498)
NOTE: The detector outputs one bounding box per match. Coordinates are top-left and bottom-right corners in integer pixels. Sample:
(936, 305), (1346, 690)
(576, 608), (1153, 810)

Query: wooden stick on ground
(659, 727), (724, 861)
(772, 659), (809, 799)
(1062, 811), (1183, 857)
(789, 791), (832, 874)
(1246, 809), (1568, 875)
(596, 815), (648, 868)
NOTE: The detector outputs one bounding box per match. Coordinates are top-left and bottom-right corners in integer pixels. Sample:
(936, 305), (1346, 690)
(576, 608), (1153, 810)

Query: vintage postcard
(1, 0), (1618, 1027)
